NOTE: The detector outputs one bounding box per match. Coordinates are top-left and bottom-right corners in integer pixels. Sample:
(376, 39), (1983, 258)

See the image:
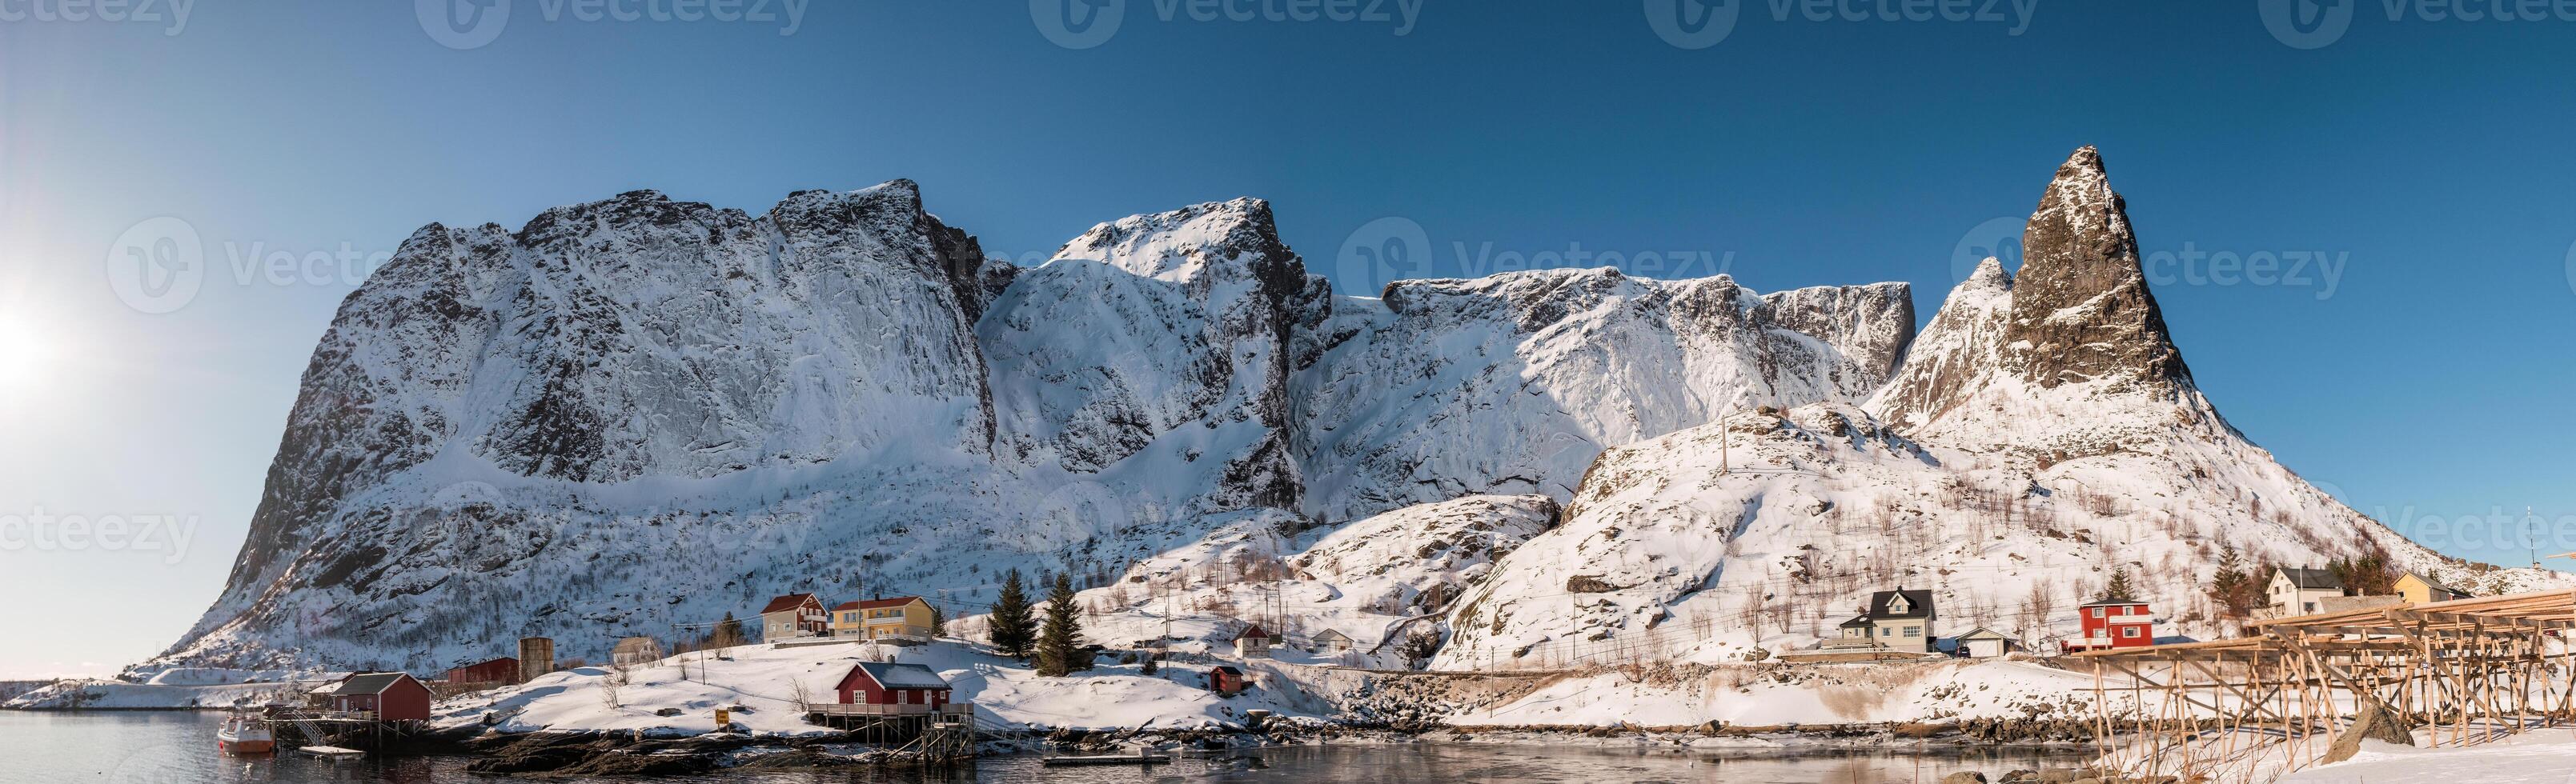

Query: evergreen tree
(1036, 573), (1089, 677)
(929, 603), (947, 638)
(2103, 568), (2136, 602)
(989, 570), (1036, 658)
(2209, 542), (2253, 618)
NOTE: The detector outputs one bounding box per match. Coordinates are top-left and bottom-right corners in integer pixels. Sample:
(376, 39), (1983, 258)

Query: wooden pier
(2077, 587), (2576, 780)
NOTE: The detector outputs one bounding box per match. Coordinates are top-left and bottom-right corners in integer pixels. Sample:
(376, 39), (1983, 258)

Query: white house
(2268, 567), (2345, 617)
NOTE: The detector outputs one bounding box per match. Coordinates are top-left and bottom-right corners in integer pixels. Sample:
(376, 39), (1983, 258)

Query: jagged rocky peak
(1053, 198), (1306, 295)
(2002, 146), (2191, 390)
(1871, 146), (2201, 436)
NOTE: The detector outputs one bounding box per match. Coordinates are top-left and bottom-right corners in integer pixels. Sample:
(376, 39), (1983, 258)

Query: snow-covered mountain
(1430, 147), (2551, 669)
(157, 147), (2538, 676)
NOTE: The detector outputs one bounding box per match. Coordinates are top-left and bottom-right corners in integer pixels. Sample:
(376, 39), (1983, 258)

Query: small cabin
(325, 672), (432, 722)
(1208, 665), (1248, 695)
(1309, 628), (1354, 654)
(833, 662), (953, 708)
(1233, 625), (1273, 659)
(1954, 627), (2012, 658)
(445, 656), (520, 686)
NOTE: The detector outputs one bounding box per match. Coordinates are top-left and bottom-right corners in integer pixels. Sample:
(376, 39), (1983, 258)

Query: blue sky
(2, 2), (2574, 678)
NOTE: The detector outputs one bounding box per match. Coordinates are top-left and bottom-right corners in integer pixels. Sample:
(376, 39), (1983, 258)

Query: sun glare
(0, 317), (50, 395)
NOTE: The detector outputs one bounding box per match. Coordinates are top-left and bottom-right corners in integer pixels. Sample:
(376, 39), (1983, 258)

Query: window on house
(1903, 627), (1920, 638)
(1880, 627), (1892, 637)
(2123, 627), (2140, 638)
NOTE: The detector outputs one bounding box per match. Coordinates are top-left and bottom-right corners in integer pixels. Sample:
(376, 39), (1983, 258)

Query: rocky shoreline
(364, 715), (2121, 778)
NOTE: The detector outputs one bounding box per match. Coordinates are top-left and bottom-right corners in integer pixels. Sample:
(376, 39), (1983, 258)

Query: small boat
(216, 712), (275, 755)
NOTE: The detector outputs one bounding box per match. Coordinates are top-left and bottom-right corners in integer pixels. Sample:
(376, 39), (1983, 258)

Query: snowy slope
(1290, 271), (1912, 522)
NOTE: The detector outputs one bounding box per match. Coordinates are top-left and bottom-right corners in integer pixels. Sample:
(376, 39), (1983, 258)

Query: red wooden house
(2064, 598), (2154, 654)
(1208, 665), (1248, 695)
(833, 662), (953, 709)
(446, 656), (520, 685)
(320, 672), (432, 721)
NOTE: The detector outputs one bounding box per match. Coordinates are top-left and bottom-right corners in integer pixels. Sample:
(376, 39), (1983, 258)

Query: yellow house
(2395, 572), (2471, 605)
(833, 597), (936, 640)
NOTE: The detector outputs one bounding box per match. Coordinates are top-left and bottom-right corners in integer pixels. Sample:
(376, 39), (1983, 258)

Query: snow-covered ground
(427, 633), (2145, 739)
(434, 638), (1328, 737)
(2, 677), (329, 710)
(1451, 658), (2102, 727)
(2282, 731), (2576, 784)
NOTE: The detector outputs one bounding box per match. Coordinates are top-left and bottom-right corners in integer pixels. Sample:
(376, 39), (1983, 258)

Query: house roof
(451, 656), (516, 670)
(1212, 665), (1243, 675)
(2275, 567), (2342, 590)
(1955, 626), (2011, 640)
(760, 593), (821, 614)
(1839, 615), (1875, 628)
(1312, 628), (1352, 641)
(1867, 588), (1935, 620)
(613, 637), (660, 653)
(850, 662), (949, 690)
(337, 672), (419, 696)
(2079, 598), (2148, 608)
(2401, 571), (2465, 594)
(1237, 625), (1271, 640)
(833, 597), (926, 611)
